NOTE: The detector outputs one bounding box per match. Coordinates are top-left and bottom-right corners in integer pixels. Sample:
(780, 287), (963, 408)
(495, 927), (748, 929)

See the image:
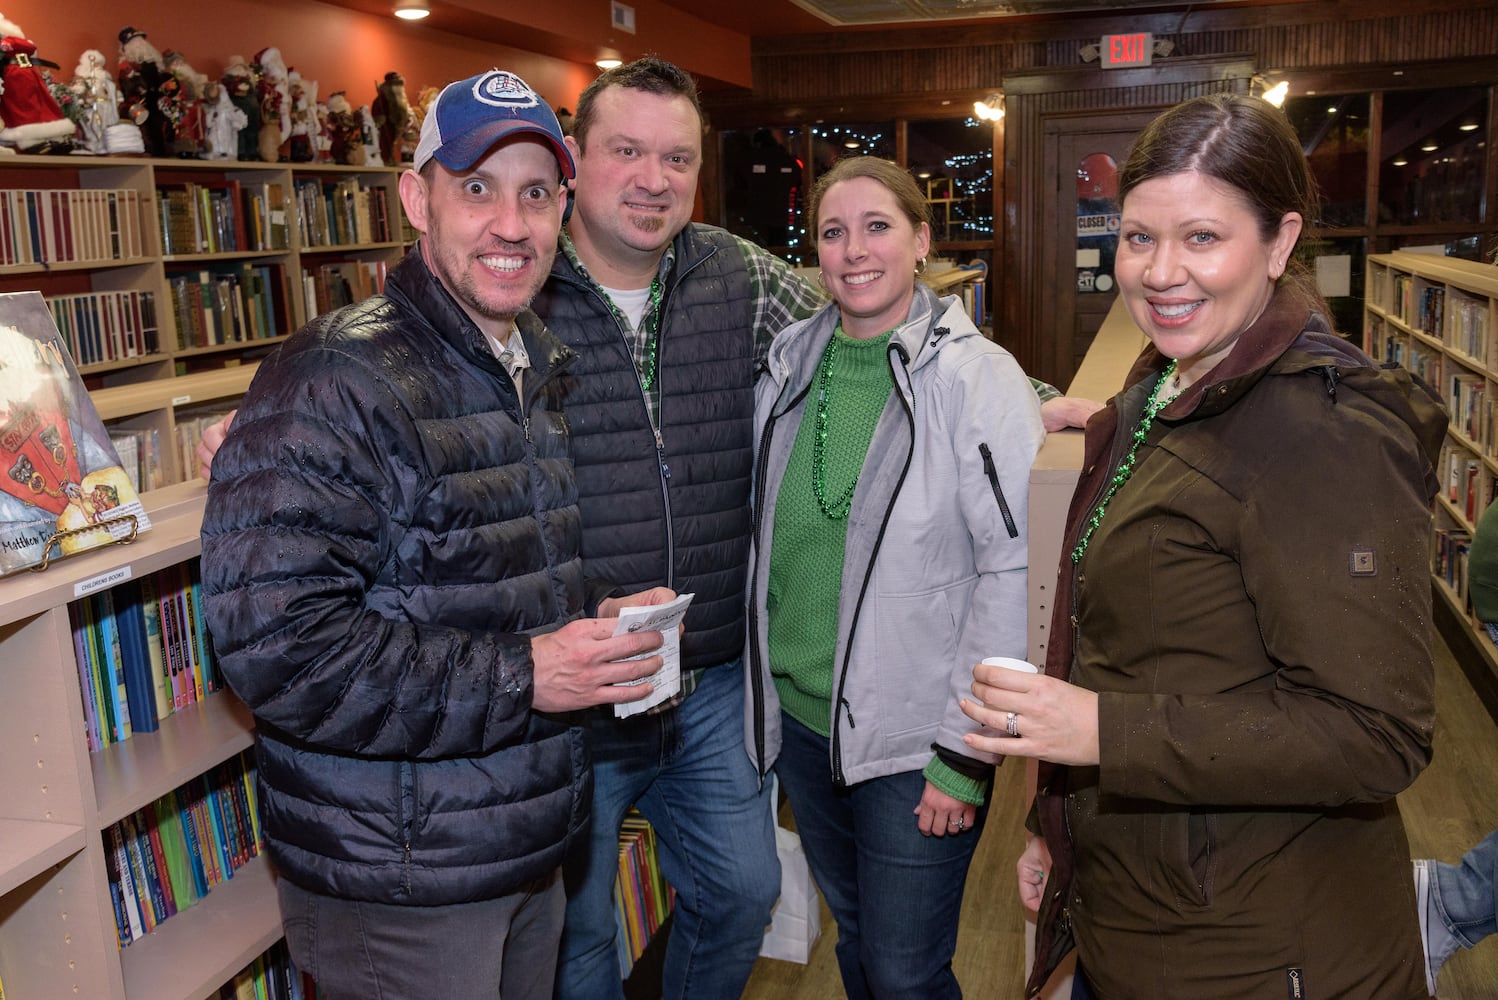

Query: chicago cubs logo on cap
(472, 71), (540, 110)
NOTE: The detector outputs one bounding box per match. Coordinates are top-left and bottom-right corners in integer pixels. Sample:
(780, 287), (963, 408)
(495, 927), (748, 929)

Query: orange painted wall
(3, 0), (597, 114)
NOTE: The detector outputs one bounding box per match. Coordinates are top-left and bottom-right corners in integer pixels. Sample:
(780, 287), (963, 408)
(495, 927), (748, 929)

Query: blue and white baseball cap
(413, 70), (575, 178)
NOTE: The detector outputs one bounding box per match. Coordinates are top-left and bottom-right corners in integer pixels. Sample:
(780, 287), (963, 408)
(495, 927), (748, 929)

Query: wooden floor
(739, 630), (1498, 999)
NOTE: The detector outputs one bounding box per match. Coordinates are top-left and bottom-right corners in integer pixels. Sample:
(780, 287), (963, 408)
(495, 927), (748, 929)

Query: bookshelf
(0, 153), (407, 493)
(1363, 250), (1498, 714)
(0, 153), (404, 392)
(0, 481), (279, 999)
(0, 475), (676, 996)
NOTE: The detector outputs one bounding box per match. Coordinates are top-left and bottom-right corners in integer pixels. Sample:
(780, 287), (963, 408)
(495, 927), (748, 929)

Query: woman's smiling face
(815, 175), (931, 339)
(1114, 169), (1301, 379)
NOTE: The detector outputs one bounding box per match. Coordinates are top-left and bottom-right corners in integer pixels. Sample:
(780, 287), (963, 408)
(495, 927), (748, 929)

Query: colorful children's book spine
(138, 573), (173, 722)
(121, 812), (162, 931)
(68, 602), (102, 752)
(96, 591), (133, 743)
(107, 822), (146, 943)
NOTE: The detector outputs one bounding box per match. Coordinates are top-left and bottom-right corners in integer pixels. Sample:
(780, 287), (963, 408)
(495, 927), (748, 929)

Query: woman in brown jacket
(962, 94), (1448, 999)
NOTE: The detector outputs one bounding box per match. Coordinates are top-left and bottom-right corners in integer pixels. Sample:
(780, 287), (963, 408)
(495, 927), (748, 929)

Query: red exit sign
(1101, 32), (1154, 69)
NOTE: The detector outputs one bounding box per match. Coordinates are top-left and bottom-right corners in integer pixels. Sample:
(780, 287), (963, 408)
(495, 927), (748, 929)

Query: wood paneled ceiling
(775, 0), (1279, 28)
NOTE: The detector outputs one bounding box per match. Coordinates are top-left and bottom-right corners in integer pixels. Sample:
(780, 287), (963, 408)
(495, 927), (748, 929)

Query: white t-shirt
(603, 284), (652, 333)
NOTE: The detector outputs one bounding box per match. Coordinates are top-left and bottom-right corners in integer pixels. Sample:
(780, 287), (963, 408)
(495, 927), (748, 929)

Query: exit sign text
(1101, 33), (1153, 69)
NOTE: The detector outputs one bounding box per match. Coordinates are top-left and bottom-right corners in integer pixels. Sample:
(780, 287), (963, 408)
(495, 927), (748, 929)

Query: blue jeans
(1432, 827), (1498, 949)
(773, 713), (988, 1000)
(557, 660), (780, 999)
(278, 869), (563, 1000)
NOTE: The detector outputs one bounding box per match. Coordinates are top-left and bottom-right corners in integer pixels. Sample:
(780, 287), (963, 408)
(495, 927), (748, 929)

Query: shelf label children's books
(0, 291), (151, 574)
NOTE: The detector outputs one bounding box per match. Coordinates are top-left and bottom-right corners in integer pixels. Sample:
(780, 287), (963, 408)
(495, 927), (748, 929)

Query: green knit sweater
(766, 325), (986, 806)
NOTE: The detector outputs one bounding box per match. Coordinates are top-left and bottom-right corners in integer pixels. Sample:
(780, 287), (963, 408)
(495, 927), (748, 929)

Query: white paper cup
(981, 656), (1039, 674)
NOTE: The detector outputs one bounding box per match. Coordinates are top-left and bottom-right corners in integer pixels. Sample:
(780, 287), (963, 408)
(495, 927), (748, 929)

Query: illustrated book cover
(0, 290), (152, 575)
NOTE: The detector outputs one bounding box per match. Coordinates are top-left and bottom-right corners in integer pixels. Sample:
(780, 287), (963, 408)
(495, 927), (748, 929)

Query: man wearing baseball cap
(200, 70), (676, 1000)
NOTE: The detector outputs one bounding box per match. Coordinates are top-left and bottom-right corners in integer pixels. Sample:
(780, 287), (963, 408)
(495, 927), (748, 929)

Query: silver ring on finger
(1006, 711), (1020, 738)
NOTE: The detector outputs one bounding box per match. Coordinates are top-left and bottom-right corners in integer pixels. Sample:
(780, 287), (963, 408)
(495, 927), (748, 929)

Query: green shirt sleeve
(924, 756), (992, 806)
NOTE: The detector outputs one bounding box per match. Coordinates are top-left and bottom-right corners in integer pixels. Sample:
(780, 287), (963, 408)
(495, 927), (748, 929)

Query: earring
(915, 257), (927, 276)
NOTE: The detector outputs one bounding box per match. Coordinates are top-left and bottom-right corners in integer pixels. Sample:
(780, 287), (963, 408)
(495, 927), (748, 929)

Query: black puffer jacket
(534, 224), (756, 671)
(201, 247), (603, 906)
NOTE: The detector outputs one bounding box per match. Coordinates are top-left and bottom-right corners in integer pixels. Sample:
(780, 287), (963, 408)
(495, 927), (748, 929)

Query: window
(1284, 93), (1369, 228)
(1379, 87), (1488, 227)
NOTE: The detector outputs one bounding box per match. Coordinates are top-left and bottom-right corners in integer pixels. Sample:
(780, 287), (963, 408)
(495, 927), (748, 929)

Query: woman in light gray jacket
(744, 156), (1045, 999)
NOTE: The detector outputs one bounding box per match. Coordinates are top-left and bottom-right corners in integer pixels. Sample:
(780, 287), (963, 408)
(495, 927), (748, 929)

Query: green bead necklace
(638, 274), (666, 391)
(812, 334), (859, 520)
(1070, 360), (1179, 564)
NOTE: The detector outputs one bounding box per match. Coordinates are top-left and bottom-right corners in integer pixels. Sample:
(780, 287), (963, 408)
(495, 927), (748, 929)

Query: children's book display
(0, 290), (151, 573)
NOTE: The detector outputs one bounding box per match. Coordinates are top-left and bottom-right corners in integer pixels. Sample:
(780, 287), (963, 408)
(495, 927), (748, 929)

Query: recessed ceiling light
(394, 0), (430, 20)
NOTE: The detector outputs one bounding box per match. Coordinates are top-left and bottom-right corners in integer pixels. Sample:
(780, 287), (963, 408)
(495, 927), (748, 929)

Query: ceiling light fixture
(1392, 157), (1408, 166)
(1253, 77), (1289, 107)
(972, 94), (1005, 122)
(1421, 141), (1439, 152)
(596, 58), (622, 70)
(1459, 120), (1479, 132)
(393, 0), (430, 20)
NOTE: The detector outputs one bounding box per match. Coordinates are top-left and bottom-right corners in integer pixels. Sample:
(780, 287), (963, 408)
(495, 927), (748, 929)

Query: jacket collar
(388, 244), (576, 381)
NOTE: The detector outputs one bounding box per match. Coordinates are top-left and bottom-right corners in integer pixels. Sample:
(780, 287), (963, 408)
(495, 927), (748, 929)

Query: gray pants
(277, 868), (564, 1000)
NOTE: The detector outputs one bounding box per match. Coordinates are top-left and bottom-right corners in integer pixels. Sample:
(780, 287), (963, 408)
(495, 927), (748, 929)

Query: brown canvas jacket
(1029, 287), (1447, 999)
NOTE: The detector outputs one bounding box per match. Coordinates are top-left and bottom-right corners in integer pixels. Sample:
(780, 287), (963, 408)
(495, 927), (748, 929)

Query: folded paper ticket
(612, 592), (694, 719)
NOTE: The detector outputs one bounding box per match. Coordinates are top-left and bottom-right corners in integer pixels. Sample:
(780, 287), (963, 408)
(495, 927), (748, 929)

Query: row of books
(1390, 272), (1414, 326)
(105, 749), (263, 948)
(168, 265), (286, 350)
(1442, 443), (1488, 526)
(1413, 285), (1444, 340)
(47, 288), (160, 368)
(218, 941), (309, 1000)
(175, 408), (238, 488)
(295, 177), (392, 248)
(1446, 293), (1491, 365)
(1448, 372), (1489, 450)
(0, 187), (146, 267)
(301, 260), (389, 321)
(67, 560), (222, 751)
(1433, 523), (1471, 601)
(1391, 335), (1443, 390)
(614, 813), (674, 977)
(110, 425), (166, 495)
(157, 180), (291, 256)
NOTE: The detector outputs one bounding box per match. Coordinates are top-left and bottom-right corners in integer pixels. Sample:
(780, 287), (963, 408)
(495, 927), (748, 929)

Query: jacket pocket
(978, 442), (1019, 538)
(1184, 809), (1216, 906)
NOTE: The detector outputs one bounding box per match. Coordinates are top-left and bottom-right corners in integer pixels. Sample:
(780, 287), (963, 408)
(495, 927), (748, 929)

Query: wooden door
(1041, 112), (1159, 390)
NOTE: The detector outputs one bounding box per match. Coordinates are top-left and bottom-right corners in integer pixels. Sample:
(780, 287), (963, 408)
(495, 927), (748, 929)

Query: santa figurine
(116, 26), (170, 157)
(203, 79), (245, 160)
(220, 55), (259, 161)
(371, 70), (409, 166)
(251, 46), (290, 162)
(358, 103), (381, 166)
(286, 68), (316, 162)
(69, 49), (119, 155)
(0, 13), (76, 153)
(324, 91), (362, 166)
(161, 50), (208, 157)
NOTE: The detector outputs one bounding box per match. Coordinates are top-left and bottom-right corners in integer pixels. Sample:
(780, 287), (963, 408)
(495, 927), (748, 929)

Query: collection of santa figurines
(0, 14), (425, 165)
